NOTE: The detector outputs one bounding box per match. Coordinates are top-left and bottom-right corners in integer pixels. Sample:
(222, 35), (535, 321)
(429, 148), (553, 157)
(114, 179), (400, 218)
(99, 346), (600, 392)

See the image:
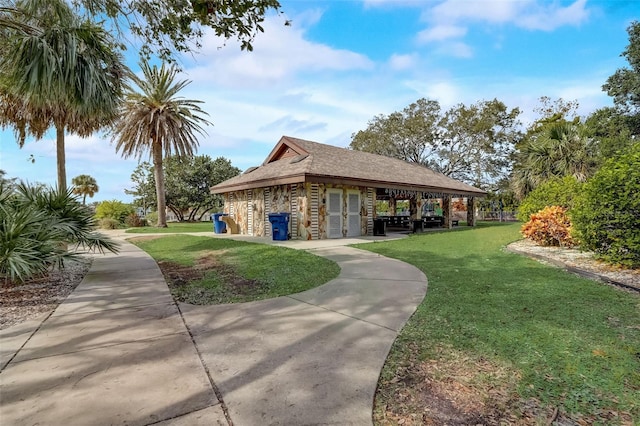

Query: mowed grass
(126, 221), (213, 233)
(131, 235), (340, 304)
(354, 223), (640, 423)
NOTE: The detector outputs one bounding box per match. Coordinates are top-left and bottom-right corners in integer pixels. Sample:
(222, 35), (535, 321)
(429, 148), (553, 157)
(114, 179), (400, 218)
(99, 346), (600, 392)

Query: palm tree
(0, 0), (126, 192)
(511, 121), (598, 199)
(111, 61), (211, 227)
(71, 174), (99, 204)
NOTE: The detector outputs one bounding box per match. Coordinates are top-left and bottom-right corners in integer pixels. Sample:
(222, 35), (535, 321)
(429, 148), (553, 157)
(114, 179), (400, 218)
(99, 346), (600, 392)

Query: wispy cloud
(424, 0), (589, 30)
(412, 0), (591, 57)
(417, 25), (467, 43)
(183, 12), (374, 89)
(388, 53), (419, 70)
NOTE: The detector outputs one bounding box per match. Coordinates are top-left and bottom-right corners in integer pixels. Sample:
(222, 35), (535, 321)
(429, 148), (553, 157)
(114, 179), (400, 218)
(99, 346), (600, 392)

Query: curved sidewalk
(1, 235), (427, 425)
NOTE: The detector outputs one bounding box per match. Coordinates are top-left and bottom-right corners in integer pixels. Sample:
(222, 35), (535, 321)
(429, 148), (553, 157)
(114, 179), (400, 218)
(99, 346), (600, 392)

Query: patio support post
(467, 197), (476, 227)
(389, 197), (397, 216)
(409, 197), (418, 220)
(442, 194), (452, 229)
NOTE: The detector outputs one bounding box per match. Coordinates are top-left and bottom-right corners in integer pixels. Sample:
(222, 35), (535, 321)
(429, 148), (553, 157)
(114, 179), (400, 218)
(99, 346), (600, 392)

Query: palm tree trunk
(152, 141), (168, 227)
(56, 125), (67, 192)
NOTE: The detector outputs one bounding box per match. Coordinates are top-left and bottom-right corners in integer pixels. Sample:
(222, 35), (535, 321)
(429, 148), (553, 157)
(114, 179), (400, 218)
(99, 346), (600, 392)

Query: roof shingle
(211, 136), (486, 196)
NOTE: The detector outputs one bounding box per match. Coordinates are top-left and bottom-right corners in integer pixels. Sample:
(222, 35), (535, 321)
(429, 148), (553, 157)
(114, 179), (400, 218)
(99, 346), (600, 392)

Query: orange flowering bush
(452, 198), (467, 212)
(520, 206), (576, 247)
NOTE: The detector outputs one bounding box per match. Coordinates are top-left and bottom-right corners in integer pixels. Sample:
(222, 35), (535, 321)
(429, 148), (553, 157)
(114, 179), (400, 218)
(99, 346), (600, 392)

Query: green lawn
(354, 223), (639, 424)
(126, 221), (214, 233)
(131, 235), (340, 304)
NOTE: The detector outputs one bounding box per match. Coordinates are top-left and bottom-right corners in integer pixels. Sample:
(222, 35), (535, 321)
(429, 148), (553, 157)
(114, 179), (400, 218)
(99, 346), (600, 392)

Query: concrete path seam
(173, 299), (234, 426)
(0, 308), (56, 373)
(286, 294), (400, 333)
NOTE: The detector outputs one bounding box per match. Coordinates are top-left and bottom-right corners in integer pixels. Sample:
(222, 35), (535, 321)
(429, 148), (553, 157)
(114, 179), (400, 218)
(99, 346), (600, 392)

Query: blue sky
(0, 0), (637, 202)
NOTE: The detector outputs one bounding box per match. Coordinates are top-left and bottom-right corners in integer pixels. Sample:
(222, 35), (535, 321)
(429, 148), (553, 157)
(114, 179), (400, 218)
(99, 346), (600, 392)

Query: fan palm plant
(71, 174), (99, 204)
(0, 182), (119, 283)
(111, 61), (211, 227)
(0, 0), (126, 192)
(511, 121), (597, 199)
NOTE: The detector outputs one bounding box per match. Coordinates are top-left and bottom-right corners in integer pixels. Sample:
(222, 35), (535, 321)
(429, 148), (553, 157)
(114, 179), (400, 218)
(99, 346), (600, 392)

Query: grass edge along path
(354, 223), (639, 425)
(131, 235), (340, 304)
(125, 221), (213, 234)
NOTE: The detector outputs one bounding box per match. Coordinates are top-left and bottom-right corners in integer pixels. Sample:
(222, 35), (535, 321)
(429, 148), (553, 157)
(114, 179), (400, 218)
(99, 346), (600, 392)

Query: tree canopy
(74, 0), (282, 60)
(125, 156), (240, 221)
(164, 155), (241, 221)
(350, 98), (521, 190)
(603, 21), (640, 117)
(71, 174), (99, 205)
(0, 0), (126, 191)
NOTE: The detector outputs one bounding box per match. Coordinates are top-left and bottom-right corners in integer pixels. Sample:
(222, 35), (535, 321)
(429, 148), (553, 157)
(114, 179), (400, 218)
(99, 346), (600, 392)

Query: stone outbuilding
(210, 136), (486, 239)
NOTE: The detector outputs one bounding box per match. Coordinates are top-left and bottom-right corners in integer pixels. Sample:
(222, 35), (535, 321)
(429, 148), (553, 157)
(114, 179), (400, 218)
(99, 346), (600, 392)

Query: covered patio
(210, 136), (486, 239)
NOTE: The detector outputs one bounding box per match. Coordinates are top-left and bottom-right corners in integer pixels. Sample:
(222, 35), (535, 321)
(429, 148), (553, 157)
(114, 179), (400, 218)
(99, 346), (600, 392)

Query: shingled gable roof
(210, 136), (486, 196)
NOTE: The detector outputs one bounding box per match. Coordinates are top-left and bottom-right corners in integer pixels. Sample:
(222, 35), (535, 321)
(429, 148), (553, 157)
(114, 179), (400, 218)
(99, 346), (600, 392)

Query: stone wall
(296, 184), (312, 240)
(270, 185), (291, 213)
(224, 190), (248, 234)
(252, 188), (266, 236)
(223, 182), (375, 239)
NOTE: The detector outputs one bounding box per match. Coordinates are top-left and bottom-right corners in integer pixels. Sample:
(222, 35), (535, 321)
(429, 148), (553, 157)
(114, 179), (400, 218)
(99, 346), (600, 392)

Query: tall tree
(125, 162), (156, 213)
(71, 174), (99, 205)
(351, 98), (442, 168)
(74, 0), (282, 60)
(603, 21), (640, 118)
(584, 107), (636, 162)
(111, 61), (212, 227)
(438, 99), (521, 189)
(164, 155), (240, 221)
(0, 0), (126, 192)
(350, 98), (521, 190)
(532, 96), (580, 126)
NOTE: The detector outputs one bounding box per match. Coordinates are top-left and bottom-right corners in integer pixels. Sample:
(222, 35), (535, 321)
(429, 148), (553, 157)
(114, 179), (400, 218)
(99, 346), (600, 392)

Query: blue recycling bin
(212, 213), (228, 234)
(268, 212), (290, 241)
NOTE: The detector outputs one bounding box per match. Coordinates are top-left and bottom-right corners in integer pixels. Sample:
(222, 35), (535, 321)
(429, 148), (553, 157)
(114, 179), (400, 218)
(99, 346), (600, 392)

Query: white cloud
(362, 0), (425, 8)
(518, 0), (590, 31)
(417, 25), (467, 43)
(423, 0), (589, 30)
(403, 79), (462, 107)
(414, 0), (591, 57)
(388, 53), (418, 70)
(438, 41), (474, 58)
(183, 12), (374, 89)
(428, 0), (523, 24)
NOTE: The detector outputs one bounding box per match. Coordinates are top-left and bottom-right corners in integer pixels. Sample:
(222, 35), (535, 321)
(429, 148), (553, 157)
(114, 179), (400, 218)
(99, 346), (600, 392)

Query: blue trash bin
(268, 212), (290, 241)
(212, 213), (228, 234)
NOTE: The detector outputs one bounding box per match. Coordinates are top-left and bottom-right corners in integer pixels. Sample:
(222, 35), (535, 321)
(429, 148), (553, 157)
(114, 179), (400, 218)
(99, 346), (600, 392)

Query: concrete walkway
(1, 233), (427, 425)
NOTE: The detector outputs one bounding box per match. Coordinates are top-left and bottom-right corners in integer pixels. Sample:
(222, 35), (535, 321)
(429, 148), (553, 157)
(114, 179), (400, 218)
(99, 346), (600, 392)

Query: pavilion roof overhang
(212, 172), (485, 198)
(210, 136), (487, 198)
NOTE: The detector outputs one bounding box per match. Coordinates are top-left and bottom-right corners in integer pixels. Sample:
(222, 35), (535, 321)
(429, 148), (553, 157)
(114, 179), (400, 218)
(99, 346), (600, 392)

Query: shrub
(521, 206), (575, 247)
(95, 200), (135, 223)
(99, 218), (121, 229)
(124, 213), (146, 227)
(572, 144), (640, 268)
(1, 182), (119, 282)
(145, 211), (158, 226)
(517, 176), (584, 222)
(452, 198), (467, 211)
